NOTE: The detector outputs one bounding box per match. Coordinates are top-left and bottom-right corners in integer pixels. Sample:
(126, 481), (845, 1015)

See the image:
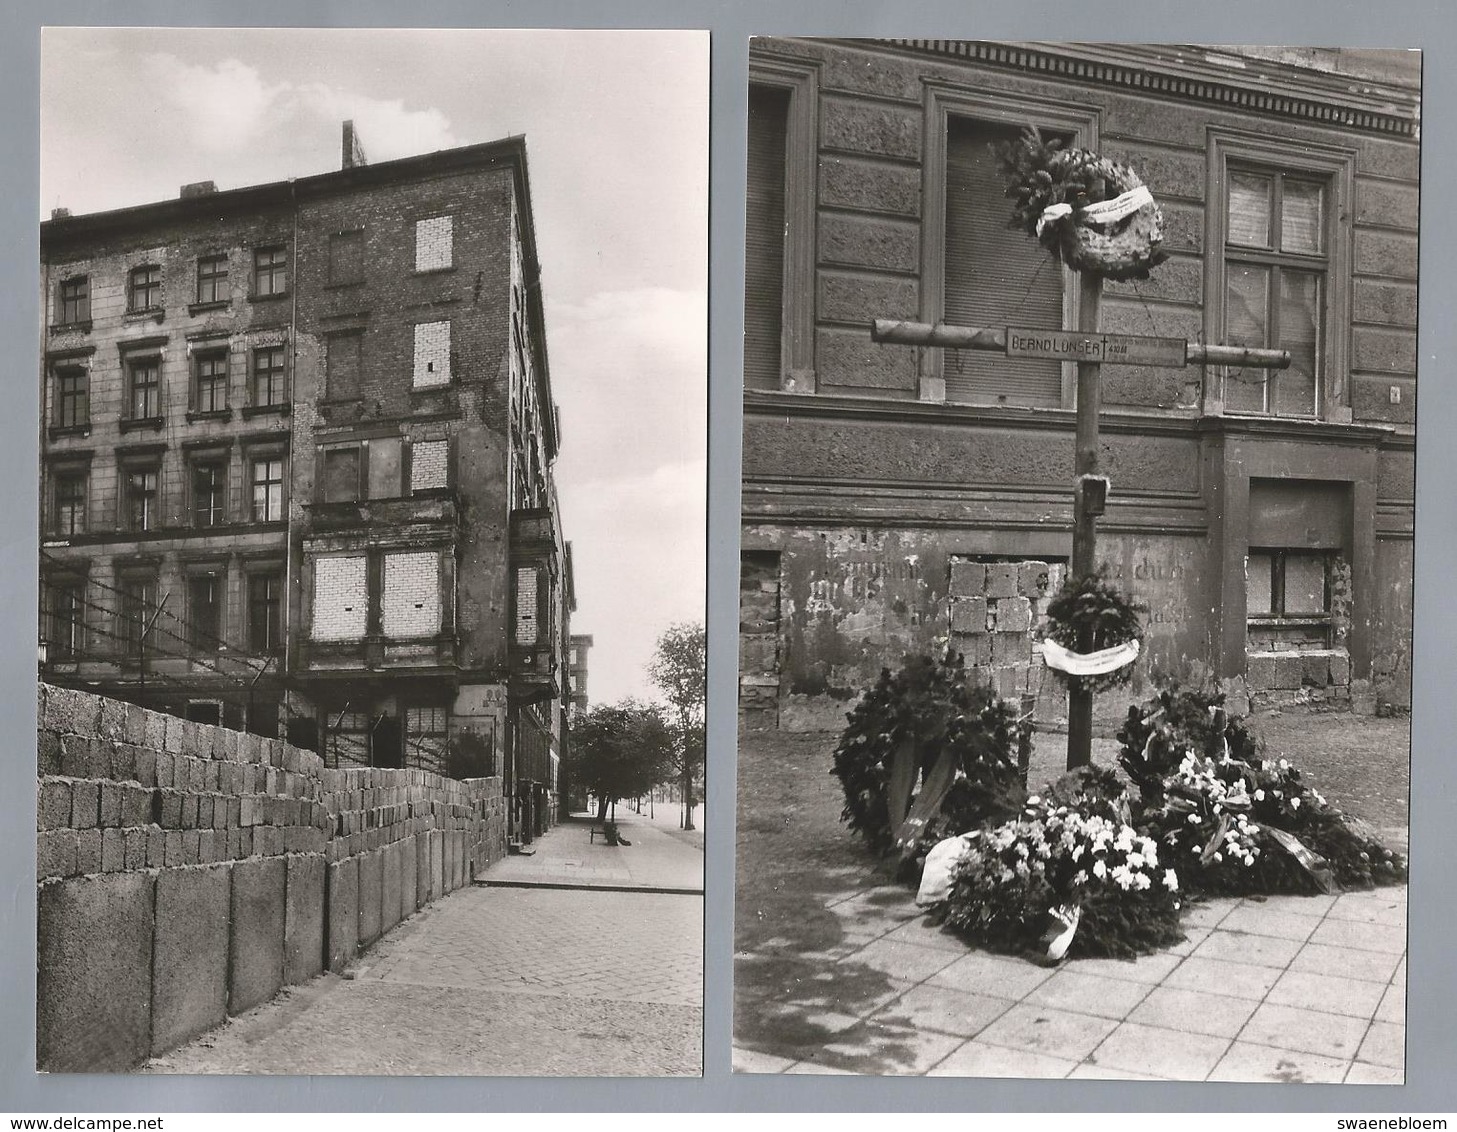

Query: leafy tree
(564, 701), (675, 823)
(648, 622), (706, 830)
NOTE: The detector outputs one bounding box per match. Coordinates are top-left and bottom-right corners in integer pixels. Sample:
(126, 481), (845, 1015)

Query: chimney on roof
(50, 207), (71, 220)
(180, 180), (217, 199)
(342, 120), (369, 170)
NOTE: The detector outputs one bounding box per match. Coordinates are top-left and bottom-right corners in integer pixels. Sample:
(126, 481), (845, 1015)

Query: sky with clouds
(41, 27), (708, 706)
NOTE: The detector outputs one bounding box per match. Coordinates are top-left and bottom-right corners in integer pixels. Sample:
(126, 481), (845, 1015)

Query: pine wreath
(996, 126), (1169, 282)
(1042, 572), (1145, 695)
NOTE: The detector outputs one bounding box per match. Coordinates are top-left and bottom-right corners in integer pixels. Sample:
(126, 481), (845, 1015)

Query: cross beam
(871, 302), (1291, 770)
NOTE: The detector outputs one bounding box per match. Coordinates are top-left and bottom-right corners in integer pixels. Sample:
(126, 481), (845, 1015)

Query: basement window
(1247, 549), (1332, 649)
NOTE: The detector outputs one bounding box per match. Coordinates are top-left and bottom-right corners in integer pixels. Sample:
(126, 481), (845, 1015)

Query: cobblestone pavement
(149, 856), (703, 1075)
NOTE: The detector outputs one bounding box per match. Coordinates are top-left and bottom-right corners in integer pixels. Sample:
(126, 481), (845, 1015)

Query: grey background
(3, 0), (1452, 1114)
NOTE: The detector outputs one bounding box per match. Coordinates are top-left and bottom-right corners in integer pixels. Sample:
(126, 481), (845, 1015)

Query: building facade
(741, 41), (1419, 730)
(39, 127), (573, 839)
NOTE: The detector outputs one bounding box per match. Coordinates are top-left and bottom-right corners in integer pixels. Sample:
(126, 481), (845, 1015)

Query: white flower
(1027, 795), (1041, 805)
(1188, 814), (1202, 825)
(1072, 869), (1088, 886)
(1093, 860), (1107, 879)
(1254, 789), (1265, 801)
(1212, 852), (1223, 862)
(1291, 797), (1301, 810)
(1163, 869), (1179, 891)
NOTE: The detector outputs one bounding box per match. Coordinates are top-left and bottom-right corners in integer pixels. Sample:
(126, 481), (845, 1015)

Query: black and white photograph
(35, 26), (706, 1076)
(735, 39), (1417, 1081)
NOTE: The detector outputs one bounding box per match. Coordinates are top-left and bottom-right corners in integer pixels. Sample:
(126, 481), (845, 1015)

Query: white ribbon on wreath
(1036, 184), (1155, 237)
(1041, 636), (1141, 676)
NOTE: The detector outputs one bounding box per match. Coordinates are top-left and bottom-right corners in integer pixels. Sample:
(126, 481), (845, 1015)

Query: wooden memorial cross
(871, 273), (1292, 771)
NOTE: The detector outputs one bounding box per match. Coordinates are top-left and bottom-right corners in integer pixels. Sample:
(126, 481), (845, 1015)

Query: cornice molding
(871, 40), (1418, 138)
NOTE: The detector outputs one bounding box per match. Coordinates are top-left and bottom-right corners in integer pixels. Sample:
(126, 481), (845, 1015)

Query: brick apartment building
(39, 124), (574, 839)
(740, 41), (1419, 730)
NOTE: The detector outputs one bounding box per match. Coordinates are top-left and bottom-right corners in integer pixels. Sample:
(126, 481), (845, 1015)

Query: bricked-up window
(744, 83), (789, 391)
(117, 574), (157, 657)
(128, 264), (162, 312)
(253, 246), (288, 297)
(191, 461), (226, 528)
(124, 467), (159, 531)
(326, 332), (363, 400)
(515, 565), (540, 645)
(250, 457), (285, 521)
(382, 551), (441, 638)
(48, 579), (85, 660)
(53, 471), (86, 536)
(1248, 549), (1333, 649)
(193, 352), (228, 413)
(54, 368), (88, 428)
(1222, 170), (1328, 417)
(127, 357), (161, 419)
(410, 438), (449, 492)
(412, 320), (451, 388)
(196, 255), (228, 304)
(415, 215), (453, 272)
(252, 346), (287, 406)
(58, 276), (89, 325)
(247, 571), (283, 652)
(321, 447), (361, 503)
(328, 230), (365, 286)
(186, 573), (223, 651)
(312, 555), (368, 641)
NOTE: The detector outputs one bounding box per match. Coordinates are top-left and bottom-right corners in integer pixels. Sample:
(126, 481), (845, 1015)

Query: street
(147, 811), (703, 1076)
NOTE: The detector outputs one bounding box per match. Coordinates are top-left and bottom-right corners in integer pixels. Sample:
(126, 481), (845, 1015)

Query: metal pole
(1067, 274), (1102, 771)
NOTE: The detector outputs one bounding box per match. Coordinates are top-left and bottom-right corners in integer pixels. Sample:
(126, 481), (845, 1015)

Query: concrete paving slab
(974, 1001), (1120, 1062)
(1356, 1020), (1405, 1068)
(820, 1024), (965, 1075)
(1088, 1021), (1231, 1079)
(849, 937), (963, 983)
(1265, 969), (1386, 1019)
(1025, 969), (1154, 1020)
(928, 951), (1056, 1000)
(1066, 1063), (1167, 1080)
(1209, 1040), (1351, 1084)
(868, 982), (1015, 1038)
(1061, 950), (1184, 985)
(929, 1040), (1078, 1078)
(1148, 955), (1282, 1000)
(732, 1048), (795, 1074)
(1309, 917), (1408, 954)
(1191, 928), (1304, 968)
(881, 917), (973, 952)
(1375, 982), (1405, 1025)
(1217, 903), (1322, 942)
(1345, 1060), (1404, 1085)
(1239, 1002), (1372, 1060)
(1288, 941), (1402, 984)
(485, 812), (703, 893)
(1128, 985), (1259, 1038)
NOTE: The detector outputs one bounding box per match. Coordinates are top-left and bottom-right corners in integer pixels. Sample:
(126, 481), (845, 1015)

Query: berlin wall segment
(741, 39), (1417, 727)
(36, 683), (507, 1072)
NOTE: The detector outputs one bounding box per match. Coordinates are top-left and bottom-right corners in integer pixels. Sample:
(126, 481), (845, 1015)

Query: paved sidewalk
(734, 881), (1405, 1082)
(146, 819), (704, 1075)
(487, 811), (704, 893)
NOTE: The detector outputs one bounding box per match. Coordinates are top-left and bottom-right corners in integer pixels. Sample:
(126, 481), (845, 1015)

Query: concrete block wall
(947, 558), (1066, 710)
(36, 683), (507, 1073)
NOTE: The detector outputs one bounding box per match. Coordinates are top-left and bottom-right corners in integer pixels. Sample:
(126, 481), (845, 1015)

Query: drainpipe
(283, 179), (299, 730)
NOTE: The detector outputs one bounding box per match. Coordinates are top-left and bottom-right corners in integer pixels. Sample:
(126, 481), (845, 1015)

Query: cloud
(144, 55), (286, 153)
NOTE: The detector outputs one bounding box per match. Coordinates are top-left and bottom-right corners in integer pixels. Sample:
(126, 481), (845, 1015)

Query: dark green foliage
(830, 653), (1027, 857)
(1116, 682), (1260, 804)
(1043, 572), (1144, 694)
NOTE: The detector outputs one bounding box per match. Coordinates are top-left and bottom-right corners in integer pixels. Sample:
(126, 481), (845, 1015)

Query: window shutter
(744, 84), (789, 391)
(944, 119), (1064, 407)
